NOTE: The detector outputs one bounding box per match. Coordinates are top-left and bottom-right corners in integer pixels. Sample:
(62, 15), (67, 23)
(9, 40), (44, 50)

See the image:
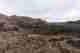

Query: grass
(48, 25), (64, 32)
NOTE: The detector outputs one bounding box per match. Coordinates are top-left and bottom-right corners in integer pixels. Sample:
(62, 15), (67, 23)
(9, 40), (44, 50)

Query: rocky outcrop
(0, 16), (17, 31)
(0, 32), (79, 53)
(64, 32), (80, 49)
(15, 16), (48, 32)
(0, 15), (48, 32)
(0, 32), (65, 53)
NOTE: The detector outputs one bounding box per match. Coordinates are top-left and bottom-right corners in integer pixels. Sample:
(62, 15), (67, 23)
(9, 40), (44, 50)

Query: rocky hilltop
(0, 15), (48, 32)
(15, 16), (48, 32)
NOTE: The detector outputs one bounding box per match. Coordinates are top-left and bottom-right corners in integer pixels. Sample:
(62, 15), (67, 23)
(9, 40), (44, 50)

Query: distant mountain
(66, 20), (80, 24)
(63, 20), (80, 32)
(48, 20), (80, 32)
(49, 19), (80, 24)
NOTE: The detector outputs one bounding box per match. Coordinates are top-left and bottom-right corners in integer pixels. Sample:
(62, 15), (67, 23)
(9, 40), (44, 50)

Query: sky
(0, 0), (16, 15)
(48, 0), (80, 22)
(0, 0), (80, 22)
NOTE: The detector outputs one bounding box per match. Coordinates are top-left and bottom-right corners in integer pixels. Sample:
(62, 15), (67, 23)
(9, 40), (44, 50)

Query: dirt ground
(0, 31), (79, 53)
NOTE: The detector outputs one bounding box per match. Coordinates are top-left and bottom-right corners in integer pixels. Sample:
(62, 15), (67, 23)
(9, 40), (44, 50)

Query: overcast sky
(48, 0), (80, 22)
(0, 0), (15, 15)
(0, 0), (80, 22)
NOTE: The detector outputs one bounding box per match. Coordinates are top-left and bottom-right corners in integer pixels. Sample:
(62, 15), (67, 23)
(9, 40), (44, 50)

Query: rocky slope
(15, 16), (48, 32)
(0, 32), (65, 53)
(0, 32), (79, 53)
(0, 15), (48, 32)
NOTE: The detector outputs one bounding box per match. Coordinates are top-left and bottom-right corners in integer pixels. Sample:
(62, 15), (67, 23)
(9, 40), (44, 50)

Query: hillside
(0, 32), (79, 53)
(0, 16), (79, 53)
(48, 19), (80, 32)
(48, 22), (64, 32)
(15, 16), (48, 32)
(0, 32), (67, 53)
(0, 15), (48, 32)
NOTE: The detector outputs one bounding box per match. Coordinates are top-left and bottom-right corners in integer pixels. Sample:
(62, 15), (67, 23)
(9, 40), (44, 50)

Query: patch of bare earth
(0, 32), (79, 53)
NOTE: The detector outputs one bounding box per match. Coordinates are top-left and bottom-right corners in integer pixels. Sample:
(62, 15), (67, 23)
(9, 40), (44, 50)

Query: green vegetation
(48, 25), (64, 32)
